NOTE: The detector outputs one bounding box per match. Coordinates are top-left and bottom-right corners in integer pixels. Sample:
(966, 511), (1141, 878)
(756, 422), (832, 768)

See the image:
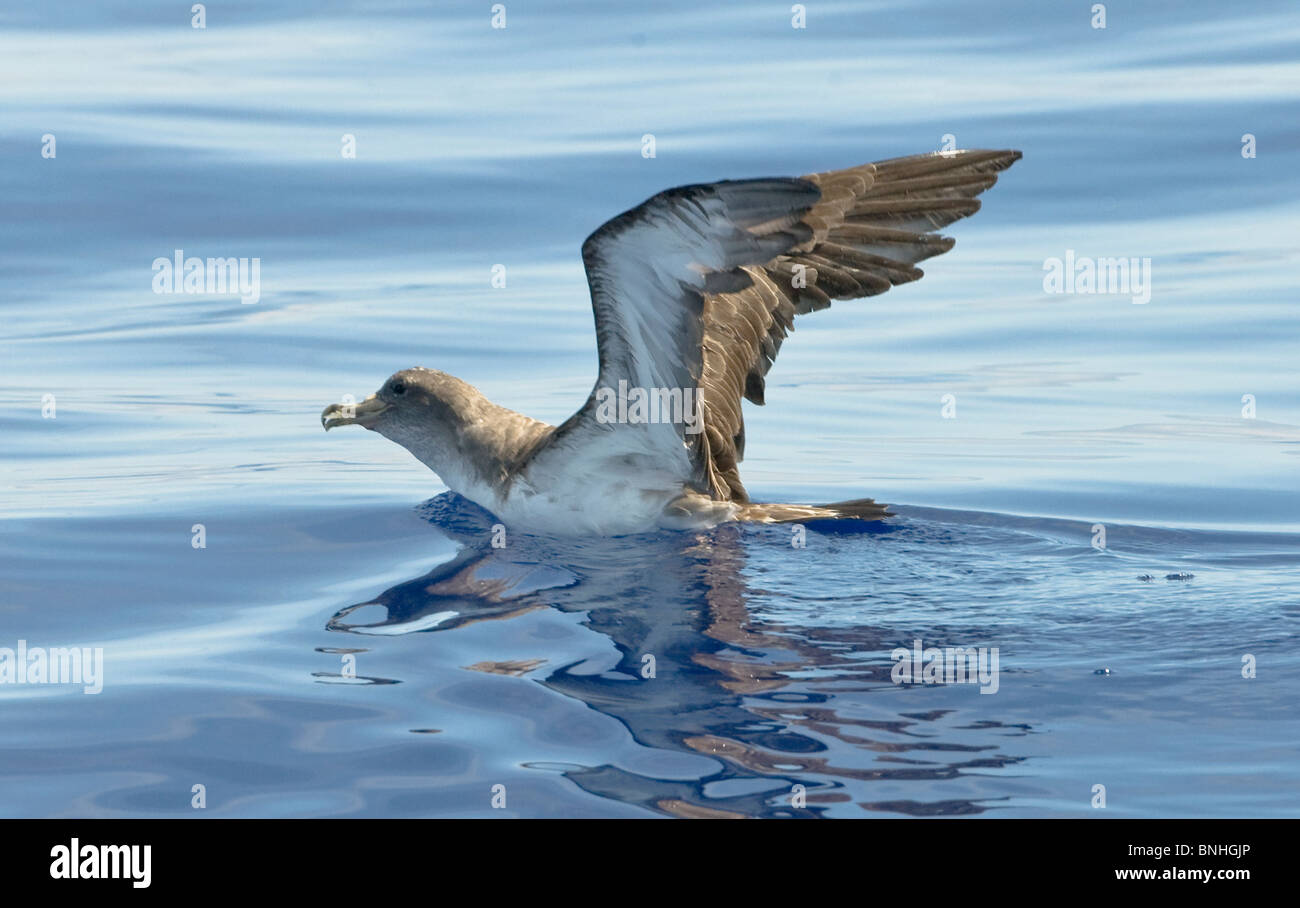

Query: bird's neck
(385, 392), (553, 509)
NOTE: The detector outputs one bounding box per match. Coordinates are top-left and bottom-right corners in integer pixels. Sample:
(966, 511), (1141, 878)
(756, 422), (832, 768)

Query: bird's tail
(737, 497), (893, 524)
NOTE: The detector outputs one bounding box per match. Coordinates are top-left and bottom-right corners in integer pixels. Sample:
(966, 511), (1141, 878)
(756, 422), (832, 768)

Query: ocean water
(2, 0), (1298, 817)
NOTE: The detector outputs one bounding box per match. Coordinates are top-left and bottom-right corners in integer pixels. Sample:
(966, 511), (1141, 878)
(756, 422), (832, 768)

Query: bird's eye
(391, 380), (407, 395)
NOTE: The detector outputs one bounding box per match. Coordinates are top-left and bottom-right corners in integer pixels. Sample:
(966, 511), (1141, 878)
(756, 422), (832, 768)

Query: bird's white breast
(484, 447), (707, 535)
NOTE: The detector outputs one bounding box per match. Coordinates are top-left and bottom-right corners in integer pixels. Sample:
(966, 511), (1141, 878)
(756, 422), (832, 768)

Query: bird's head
(321, 368), (523, 504)
(320, 367), (460, 440)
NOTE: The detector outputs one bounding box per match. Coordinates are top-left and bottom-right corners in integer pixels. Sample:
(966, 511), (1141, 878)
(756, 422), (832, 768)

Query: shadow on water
(326, 493), (1027, 817)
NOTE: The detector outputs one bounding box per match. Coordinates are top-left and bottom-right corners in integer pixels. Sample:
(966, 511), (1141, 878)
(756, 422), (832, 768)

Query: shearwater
(321, 149), (1022, 535)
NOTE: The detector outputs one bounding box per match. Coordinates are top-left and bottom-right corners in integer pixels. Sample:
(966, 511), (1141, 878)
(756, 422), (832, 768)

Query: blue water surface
(1, 0), (1298, 817)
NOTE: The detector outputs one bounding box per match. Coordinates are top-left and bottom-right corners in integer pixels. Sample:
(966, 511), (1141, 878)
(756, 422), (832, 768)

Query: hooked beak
(321, 394), (390, 431)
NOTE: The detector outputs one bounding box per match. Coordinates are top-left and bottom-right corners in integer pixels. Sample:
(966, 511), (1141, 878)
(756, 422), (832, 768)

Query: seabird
(322, 149), (1022, 535)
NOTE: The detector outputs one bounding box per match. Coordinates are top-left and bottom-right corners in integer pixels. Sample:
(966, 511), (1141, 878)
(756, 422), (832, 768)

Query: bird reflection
(326, 493), (1026, 817)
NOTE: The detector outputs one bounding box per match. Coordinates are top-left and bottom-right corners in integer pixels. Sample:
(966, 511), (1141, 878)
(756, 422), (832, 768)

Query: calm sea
(1, 0), (1297, 817)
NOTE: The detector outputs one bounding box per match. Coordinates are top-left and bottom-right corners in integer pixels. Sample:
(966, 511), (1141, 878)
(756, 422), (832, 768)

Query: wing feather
(520, 149), (1021, 505)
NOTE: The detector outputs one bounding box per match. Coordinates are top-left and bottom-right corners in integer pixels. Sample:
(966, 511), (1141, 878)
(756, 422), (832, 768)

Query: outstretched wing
(700, 149), (1022, 498)
(524, 149), (1021, 502)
